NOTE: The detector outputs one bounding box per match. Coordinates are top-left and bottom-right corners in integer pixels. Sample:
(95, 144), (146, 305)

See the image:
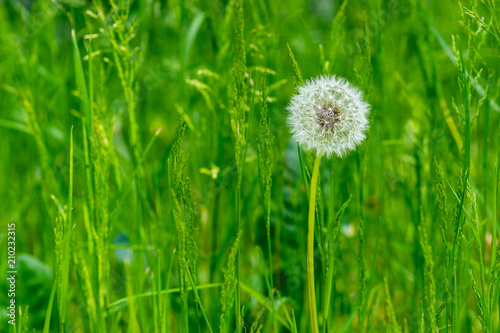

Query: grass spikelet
(228, 0), (248, 171)
(170, 121), (187, 189)
(435, 158), (451, 320)
(53, 208), (64, 321)
(21, 94), (59, 209)
(91, 120), (111, 325)
(434, 299), (447, 328)
(170, 119), (199, 332)
(469, 270), (490, 332)
(257, 74), (274, 232)
(354, 22), (373, 98)
(232, 0), (246, 94)
(329, 0), (348, 71)
(384, 277), (401, 333)
(98, 0), (141, 149)
(172, 193), (187, 268)
(227, 1), (248, 329)
(434, 158), (448, 223)
(418, 212), (436, 329)
(468, 187), (486, 295)
(19, 306), (29, 333)
(286, 44), (303, 88)
(488, 245), (500, 321)
(249, 302), (266, 333)
(418, 302), (425, 333)
(220, 234), (241, 333)
(257, 74), (276, 330)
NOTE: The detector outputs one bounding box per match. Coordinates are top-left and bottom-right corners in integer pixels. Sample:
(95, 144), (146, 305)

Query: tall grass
(1, 0), (500, 332)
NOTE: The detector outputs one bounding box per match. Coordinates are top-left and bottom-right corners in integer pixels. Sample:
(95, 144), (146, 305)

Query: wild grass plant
(1, 0), (500, 332)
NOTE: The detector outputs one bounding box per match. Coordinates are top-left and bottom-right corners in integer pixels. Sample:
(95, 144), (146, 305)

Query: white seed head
(287, 75), (370, 158)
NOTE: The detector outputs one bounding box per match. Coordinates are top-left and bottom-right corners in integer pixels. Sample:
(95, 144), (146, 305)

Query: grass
(0, 0), (500, 332)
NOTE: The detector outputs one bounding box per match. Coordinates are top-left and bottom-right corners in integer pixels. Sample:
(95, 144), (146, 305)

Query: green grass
(0, 0), (500, 332)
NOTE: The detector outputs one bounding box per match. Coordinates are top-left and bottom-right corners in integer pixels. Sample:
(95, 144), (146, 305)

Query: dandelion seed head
(287, 75), (370, 158)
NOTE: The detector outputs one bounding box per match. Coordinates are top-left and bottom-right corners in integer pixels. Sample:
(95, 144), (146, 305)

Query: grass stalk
(186, 267), (214, 333)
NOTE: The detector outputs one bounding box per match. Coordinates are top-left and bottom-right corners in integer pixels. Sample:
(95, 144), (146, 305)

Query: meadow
(1, 0), (500, 332)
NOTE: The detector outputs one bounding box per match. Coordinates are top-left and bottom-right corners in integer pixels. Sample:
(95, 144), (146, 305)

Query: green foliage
(357, 218), (368, 330)
(2, 255), (53, 330)
(1, 0), (500, 332)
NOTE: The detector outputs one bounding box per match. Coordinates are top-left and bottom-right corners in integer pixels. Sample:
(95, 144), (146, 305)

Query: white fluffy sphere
(287, 75), (370, 158)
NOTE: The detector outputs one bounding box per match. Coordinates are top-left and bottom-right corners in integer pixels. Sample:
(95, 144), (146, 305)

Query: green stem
(308, 155), (321, 333)
(236, 183), (241, 332)
(186, 268), (214, 333)
(267, 221), (276, 333)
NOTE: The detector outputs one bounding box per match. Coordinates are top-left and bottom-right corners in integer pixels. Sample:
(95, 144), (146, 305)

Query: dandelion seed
(287, 75), (370, 158)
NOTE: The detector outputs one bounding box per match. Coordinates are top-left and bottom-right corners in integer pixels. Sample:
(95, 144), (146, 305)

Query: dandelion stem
(308, 155), (321, 333)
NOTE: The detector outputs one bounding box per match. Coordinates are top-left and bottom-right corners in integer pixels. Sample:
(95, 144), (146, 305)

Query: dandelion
(287, 75), (370, 333)
(287, 75), (370, 158)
